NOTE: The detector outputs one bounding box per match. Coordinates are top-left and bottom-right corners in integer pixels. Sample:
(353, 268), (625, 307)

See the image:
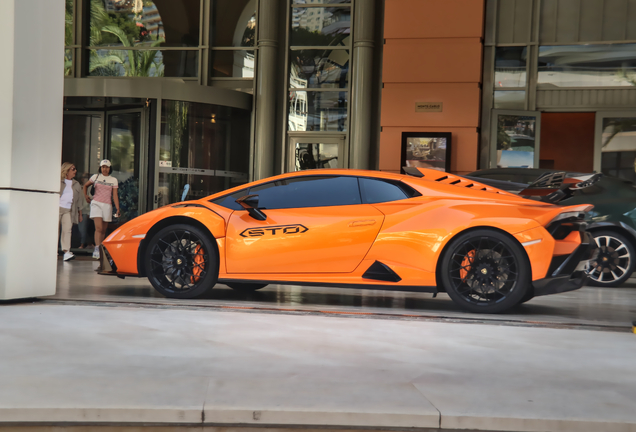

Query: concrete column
(253, 0), (279, 180)
(0, 0), (65, 299)
(349, 0), (375, 170)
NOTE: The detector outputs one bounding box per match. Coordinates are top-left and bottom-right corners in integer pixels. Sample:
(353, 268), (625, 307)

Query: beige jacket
(60, 179), (82, 224)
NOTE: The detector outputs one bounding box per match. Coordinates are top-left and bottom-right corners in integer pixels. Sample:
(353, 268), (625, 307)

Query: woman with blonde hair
(59, 162), (82, 261)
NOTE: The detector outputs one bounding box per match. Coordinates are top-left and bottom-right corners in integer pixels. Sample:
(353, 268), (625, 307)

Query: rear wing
(402, 167), (518, 197)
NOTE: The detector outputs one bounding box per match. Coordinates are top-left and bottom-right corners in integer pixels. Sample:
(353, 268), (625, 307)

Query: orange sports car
(99, 167), (595, 313)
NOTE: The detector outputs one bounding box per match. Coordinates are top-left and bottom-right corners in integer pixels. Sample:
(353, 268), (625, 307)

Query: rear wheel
(145, 224), (218, 299)
(585, 230), (635, 287)
(440, 229), (530, 314)
(226, 282), (268, 292)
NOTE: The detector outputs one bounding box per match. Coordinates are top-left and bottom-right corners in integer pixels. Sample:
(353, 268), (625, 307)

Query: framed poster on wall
(401, 132), (452, 172)
(490, 110), (541, 169)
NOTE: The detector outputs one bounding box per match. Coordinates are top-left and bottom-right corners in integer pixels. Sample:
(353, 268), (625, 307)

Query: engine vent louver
(362, 261), (402, 283)
(402, 167), (516, 197)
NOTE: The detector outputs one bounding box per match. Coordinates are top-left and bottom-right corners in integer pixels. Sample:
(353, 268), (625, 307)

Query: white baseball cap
(100, 159), (111, 167)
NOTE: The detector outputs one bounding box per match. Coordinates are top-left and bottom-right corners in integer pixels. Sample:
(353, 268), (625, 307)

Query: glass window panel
(250, 176), (361, 209)
(359, 178), (408, 204)
(495, 114), (537, 168)
(495, 46), (527, 88)
(89, 0), (200, 48)
(288, 91), (348, 132)
(294, 143), (339, 170)
(493, 90), (525, 109)
(210, 188), (249, 210)
(87, 49), (198, 77)
(65, 0), (73, 46)
(538, 44), (636, 87)
(64, 49), (73, 76)
(601, 117), (636, 182)
(210, 50), (255, 78)
(290, 49), (349, 89)
(290, 7), (351, 46)
(158, 100), (251, 206)
(212, 0), (256, 47)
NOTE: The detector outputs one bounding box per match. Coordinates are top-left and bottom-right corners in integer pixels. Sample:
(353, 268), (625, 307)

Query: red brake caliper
(460, 250), (475, 282)
(191, 245), (205, 283)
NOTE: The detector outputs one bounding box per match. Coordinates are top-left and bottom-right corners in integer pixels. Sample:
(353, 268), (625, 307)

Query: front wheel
(585, 230), (635, 287)
(145, 224), (218, 299)
(440, 229), (530, 314)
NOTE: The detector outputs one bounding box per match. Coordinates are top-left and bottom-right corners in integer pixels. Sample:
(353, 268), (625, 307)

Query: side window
(210, 189), (248, 210)
(250, 176), (361, 209)
(359, 177), (418, 204)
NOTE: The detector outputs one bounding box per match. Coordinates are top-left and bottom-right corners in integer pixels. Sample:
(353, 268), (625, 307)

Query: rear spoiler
(520, 172), (603, 204)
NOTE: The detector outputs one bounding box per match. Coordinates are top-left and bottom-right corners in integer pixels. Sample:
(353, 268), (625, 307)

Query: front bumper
(532, 231), (595, 296)
(97, 245), (120, 277)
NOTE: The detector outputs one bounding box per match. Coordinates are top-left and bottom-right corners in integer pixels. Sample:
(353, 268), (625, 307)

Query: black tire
(440, 229), (531, 314)
(586, 230), (635, 287)
(144, 224), (218, 299)
(226, 282), (268, 292)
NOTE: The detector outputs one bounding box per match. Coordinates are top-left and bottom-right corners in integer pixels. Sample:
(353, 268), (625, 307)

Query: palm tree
(88, 0), (164, 77)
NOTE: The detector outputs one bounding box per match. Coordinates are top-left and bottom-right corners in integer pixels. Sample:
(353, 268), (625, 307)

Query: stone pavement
(0, 301), (635, 432)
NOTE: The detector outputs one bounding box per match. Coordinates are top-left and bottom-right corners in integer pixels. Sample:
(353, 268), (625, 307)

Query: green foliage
(117, 177), (139, 222)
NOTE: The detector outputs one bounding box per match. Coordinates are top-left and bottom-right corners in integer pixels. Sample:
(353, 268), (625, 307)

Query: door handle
(349, 220), (376, 227)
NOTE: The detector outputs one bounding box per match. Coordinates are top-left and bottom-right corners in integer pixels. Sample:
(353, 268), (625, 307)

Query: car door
(225, 176), (384, 274)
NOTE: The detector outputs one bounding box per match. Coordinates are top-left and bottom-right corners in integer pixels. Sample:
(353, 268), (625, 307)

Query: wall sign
(415, 102), (443, 112)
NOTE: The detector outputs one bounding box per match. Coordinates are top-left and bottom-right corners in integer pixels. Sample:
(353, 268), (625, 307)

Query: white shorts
(90, 200), (112, 222)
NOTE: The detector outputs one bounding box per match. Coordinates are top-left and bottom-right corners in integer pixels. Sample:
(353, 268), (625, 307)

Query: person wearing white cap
(83, 159), (120, 259)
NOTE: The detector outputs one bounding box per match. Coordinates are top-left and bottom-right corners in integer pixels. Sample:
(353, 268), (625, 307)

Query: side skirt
(217, 279), (438, 293)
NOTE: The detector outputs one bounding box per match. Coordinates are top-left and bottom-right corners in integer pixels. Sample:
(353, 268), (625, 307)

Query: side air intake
(362, 261), (402, 283)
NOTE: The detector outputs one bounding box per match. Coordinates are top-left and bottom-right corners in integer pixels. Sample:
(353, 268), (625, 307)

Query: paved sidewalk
(0, 302), (635, 432)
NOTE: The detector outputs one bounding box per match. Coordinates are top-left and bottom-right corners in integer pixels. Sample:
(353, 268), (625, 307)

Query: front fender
(103, 203), (227, 275)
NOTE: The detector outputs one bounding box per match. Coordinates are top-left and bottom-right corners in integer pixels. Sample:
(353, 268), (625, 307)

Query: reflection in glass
(601, 117), (636, 182)
(64, 49), (73, 76)
(538, 44), (636, 87)
(288, 91), (348, 132)
(290, 49), (349, 89)
(495, 46), (526, 87)
(89, 0), (200, 47)
(65, 0), (73, 45)
(493, 91), (525, 109)
(405, 137), (448, 172)
(109, 112), (141, 223)
(290, 7), (351, 46)
(294, 143), (339, 170)
(158, 100), (250, 206)
(495, 114), (537, 168)
(212, 0), (256, 47)
(61, 114), (103, 178)
(88, 49), (198, 77)
(210, 50), (255, 78)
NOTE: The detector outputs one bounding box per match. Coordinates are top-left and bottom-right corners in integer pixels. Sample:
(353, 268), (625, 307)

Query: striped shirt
(90, 174), (118, 204)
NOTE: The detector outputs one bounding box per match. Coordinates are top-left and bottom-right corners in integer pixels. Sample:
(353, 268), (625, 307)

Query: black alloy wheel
(585, 230), (635, 287)
(440, 229), (530, 313)
(145, 224), (218, 299)
(226, 282), (268, 292)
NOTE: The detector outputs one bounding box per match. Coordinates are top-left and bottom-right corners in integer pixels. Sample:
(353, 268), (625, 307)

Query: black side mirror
(235, 194), (267, 221)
